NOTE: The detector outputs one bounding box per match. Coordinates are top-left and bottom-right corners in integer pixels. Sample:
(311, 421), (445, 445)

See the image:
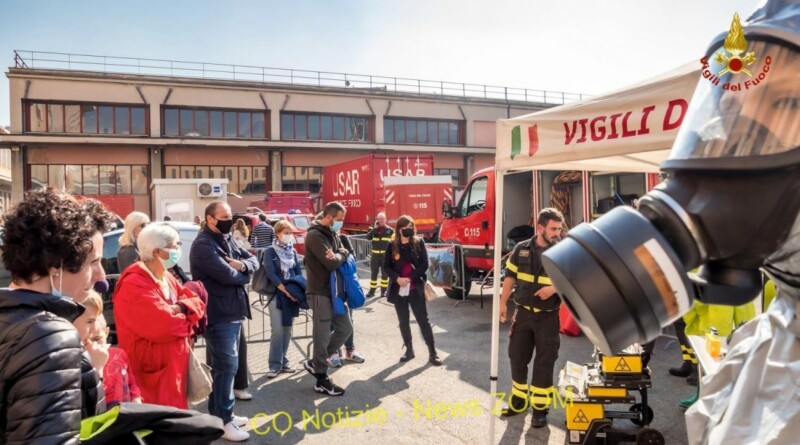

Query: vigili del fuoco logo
(700, 12), (771, 91)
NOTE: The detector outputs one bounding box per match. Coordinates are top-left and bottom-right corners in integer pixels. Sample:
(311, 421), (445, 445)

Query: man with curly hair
(0, 188), (111, 444)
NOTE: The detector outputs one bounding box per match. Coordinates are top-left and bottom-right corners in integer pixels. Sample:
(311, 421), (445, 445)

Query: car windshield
(291, 216), (310, 230)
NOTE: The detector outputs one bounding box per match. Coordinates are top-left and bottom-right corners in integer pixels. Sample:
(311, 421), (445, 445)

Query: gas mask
(541, 5), (800, 355)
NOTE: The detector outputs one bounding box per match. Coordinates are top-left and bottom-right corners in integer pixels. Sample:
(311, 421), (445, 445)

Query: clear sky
(0, 0), (761, 127)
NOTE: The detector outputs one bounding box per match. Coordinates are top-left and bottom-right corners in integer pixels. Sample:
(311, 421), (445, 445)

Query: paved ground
(196, 278), (694, 445)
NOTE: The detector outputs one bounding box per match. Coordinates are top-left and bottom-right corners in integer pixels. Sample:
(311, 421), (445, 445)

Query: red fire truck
(321, 154), (435, 233)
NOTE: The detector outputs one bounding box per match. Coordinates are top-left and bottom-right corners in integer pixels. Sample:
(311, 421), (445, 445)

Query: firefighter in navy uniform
(365, 212), (394, 298)
(499, 208), (564, 428)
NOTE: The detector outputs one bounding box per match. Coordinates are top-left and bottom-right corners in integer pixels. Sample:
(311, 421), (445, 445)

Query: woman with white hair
(113, 223), (206, 409)
(117, 211), (150, 273)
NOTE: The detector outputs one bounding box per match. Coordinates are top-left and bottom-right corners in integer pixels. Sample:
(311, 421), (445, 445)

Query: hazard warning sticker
(615, 357), (632, 372)
(573, 409), (589, 423)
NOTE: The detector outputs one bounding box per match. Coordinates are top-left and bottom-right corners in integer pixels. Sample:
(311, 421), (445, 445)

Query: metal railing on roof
(12, 50), (587, 105)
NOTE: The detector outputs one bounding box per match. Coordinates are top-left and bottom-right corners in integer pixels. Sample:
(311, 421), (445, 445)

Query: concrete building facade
(0, 51), (580, 217)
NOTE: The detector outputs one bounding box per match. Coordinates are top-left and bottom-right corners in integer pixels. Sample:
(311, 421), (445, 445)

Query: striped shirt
(251, 221), (275, 248)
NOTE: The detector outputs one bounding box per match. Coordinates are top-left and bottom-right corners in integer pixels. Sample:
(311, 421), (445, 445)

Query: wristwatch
(239, 263), (247, 272)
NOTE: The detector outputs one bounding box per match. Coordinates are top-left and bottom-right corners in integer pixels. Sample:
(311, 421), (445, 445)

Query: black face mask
(215, 218), (234, 235)
(401, 228), (414, 238)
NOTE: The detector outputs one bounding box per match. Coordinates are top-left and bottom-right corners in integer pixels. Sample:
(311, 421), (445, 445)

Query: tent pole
(488, 167), (506, 445)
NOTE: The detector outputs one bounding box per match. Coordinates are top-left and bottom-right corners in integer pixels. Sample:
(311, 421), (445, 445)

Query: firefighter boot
(669, 361), (692, 377)
(686, 365), (699, 386)
(366, 289), (376, 298)
(531, 411), (548, 428)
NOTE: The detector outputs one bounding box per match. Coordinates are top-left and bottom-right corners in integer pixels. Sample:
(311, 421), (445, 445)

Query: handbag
(187, 349), (212, 404)
(423, 281), (438, 301)
(251, 250), (277, 295)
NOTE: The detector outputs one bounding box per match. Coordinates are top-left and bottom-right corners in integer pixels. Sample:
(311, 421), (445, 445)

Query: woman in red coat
(114, 223), (205, 409)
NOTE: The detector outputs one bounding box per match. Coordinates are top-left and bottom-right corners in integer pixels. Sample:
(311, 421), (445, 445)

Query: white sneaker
(232, 414), (248, 427)
(222, 421), (249, 442)
(233, 389), (253, 400)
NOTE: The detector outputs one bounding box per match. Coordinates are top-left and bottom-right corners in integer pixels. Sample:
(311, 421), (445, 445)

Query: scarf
(273, 239), (296, 279)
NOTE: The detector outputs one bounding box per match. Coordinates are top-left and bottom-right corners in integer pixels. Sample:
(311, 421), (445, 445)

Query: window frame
(384, 117), (466, 146)
(280, 111), (375, 142)
(23, 100), (149, 136)
(27, 163), (150, 195)
(161, 106), (270, 139)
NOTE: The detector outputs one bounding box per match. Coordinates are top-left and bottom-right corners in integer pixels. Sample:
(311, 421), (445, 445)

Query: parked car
(101, 221), (199, 344)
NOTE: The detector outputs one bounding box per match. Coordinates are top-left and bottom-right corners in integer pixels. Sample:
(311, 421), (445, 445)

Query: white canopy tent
(487, 62), (701, 443)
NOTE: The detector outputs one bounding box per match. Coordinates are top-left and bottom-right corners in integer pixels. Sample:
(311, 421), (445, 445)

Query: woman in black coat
(383, 215), (442, 366)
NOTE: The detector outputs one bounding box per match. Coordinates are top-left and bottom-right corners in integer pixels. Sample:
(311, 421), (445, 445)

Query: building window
(162, 107), (269, 139)
(280, 112), (373, 142)
(281, 166), (322, 192)
(384, 117), (465, 146)
(166, 165), (269, 195)
(434, 168), (464, 188)
(29, 164), (149, 195)
(25, 102), (148, 135)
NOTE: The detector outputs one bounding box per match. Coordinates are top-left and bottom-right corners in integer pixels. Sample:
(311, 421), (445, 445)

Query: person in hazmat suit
(541, 1), (800, 444)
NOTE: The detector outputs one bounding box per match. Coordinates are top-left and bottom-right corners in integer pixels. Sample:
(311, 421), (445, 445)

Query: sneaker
(345, 350), (366, 363)
(327, 352), (342, 368)
(281, 365), (297, 374)
(222, 421), (250, 442)
(266, 370), (279, 379)
(233, 389), (253, 400)
(315, 376), (345, 396)
(232, 414), (248, 427)
(302, 359), (316, 376)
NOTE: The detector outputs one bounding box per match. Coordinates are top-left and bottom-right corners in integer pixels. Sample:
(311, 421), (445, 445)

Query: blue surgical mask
(332, 220), (344, 232)
(50, 268), (66, 299)
(161, 248), (182, 269)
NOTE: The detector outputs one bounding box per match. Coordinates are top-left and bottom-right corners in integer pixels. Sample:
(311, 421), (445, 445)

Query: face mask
(280, 234), (293, 244)
(332, 221), (344, 232)
(49, 264), (68, 300)
(401, 228), (414, 238)
(160, 248), (182, 269)
(215, 218), (234, 235)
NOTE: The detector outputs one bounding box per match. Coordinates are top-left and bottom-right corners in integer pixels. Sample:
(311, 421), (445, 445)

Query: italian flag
(510, 124), (539, 160)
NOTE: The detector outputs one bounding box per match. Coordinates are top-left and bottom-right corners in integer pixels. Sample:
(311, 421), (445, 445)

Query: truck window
(459, 176), (488, 216)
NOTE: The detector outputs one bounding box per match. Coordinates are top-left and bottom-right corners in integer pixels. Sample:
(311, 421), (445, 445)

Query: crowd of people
(0, 189), (449, 443)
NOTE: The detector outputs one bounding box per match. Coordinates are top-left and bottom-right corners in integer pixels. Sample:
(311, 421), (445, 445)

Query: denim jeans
(203, 321), (241, 425)
(268, 295), (293, 373)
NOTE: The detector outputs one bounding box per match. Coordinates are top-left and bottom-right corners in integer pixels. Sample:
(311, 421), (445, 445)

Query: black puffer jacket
(0, 289), (105, 445)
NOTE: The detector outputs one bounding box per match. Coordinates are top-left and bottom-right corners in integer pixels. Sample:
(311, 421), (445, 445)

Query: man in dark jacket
(190, 201), (259, 442)
(302, 201), (352, 396)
